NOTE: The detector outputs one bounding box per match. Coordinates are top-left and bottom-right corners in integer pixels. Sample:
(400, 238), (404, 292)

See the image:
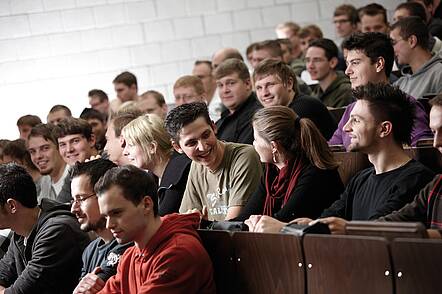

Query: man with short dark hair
(0, 163), (90, 293)
(358, 3), (389, 33)
(80, 108), (107, 152)
(214, 59), (262, 145)
(16, 115), (41, 141)
(71, 159), (132, 294)
(88, 89), (110, 115)
(47, 105), (72, 125)
(27, 124), (69, 203)
(111, 71), (139, 113)
(333, 4), (359, 39)
(391, 17), (442, 98)
(95, 165), (215, 293)
(328, 32), (433, 149)
(306, 38), (353, 108)
(165, 102), (261, 221)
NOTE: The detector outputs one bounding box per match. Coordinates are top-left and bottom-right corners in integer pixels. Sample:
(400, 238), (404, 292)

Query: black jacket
(0, 199), (90, 294)
(215, 92), (262, 145)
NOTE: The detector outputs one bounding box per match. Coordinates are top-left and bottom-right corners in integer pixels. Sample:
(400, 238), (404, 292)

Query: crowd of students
(0, 1), (442, 293)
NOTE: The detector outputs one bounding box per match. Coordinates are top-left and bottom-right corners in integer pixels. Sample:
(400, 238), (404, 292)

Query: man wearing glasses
(333, 4), (359, 40)
(71, 159), (132, 294)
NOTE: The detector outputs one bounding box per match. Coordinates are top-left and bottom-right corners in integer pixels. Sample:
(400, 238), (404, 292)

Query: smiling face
(255, 74), (292, 107)
(343, 100), (379, 152)
(173, 117), (222, 171)
(122, 139), (148, 169)
(345, 49), (380, 89)
(27, 135), (65, 177)
(58, 134), (95, 166)
(104, 123), (129, 166)
(98, 185), (149, 245)
(71, 174), (105, 232)
(216, 73), (252, 113)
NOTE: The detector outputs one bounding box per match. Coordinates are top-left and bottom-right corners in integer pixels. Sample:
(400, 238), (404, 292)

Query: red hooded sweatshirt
(98, 213), (216, 294)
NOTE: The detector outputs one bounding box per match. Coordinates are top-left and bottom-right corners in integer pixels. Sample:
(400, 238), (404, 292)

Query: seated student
(254, 59), (337, 140)
(16, 115), (41, 141)
(53, 117), (99, 203)
(80, 108), (107, 152)
(173, 75), (207, 106)
(2, 139), (47, 200)
(214, 59), (262, 145)
(27, 124), (69, 203)
(298, 24), (323, 55)
(95, 165), (215, 293)
(358, 3), (389, 34)
(47, 104), (72, 125)
(165, 102), (262, 221)
(275, 22), (304, 76)
(328, 32), (433, 149)
(104, 109), (142, 166)
(391, 17), (442, 99)
(234, 106), (343, 222)
(306, 38), (353, 108)
(88, 89), (110, 116)
(0, 163), (90, 294)
(246, 83), (435, 234)
(71, 159), (132, 294)
(378, 93), (442, 237)
(136, 90), (168, 120)
(122, 114), (191, 216)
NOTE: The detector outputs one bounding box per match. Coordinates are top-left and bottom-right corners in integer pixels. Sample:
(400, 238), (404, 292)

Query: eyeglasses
(71, 193), (96, 206)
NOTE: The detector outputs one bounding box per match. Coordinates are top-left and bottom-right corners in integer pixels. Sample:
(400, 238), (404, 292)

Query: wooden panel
(392, 238), (442, 294)
(198, 230), (236, 294)
(404, 146), (442, 173)
(234, 232), (305, 294)
(303, 235), (393, 294)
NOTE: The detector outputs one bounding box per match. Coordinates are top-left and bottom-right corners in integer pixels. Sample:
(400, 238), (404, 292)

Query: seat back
(303, 234), (393, 294)
(404, 146), (442, 173)
(333, 151), (371, 185)
(198, 230), (236, 294)
(233, 232), (305, 294)
(391, 238), (442, 294)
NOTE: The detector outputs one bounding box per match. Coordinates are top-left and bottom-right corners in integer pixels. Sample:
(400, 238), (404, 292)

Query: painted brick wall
(0, 0), (401, 139)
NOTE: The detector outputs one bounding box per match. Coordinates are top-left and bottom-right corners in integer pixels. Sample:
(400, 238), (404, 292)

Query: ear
(148, 142), (157, 156)
(270, 141), (279, 153)
(6, 199), (18, 214)
(171, 139), (183, 154)
(210, 121), (218, 135)
(379, 121), (393, 138)
(375, 57), (385, 73)
(88, 134), (96, 148)
(244, 78), (252, 90)
(142, 195), (154, 214)
(408, 35), (418, 49)
(286, 77), (294, 91)
(329, 57), (339, 69)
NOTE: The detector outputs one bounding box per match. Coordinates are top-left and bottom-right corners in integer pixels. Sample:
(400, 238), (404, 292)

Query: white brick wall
(0, 0), (402, 139)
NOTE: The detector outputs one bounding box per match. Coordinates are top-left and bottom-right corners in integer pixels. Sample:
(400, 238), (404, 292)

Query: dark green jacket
(312, 71), (353, 108)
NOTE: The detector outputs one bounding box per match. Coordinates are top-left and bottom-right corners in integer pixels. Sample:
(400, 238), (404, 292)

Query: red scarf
(263, 157), (303, 216)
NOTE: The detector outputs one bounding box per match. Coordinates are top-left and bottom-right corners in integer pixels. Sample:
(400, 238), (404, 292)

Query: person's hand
(250, 215), (287, 233)
(426, 229), (442, 239)
(317, 217), (347, 235)
(244, 215), (262, 232)
(291, 218), (313, 225)
(73, 267), (105, 294)
(184, 206), (208, 220)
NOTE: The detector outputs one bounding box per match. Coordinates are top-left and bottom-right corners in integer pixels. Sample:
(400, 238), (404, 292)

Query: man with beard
(71, 159), (132, 294)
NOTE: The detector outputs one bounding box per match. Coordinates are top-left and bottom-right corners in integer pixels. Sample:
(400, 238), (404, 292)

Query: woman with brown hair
(235, 106), (344, 222)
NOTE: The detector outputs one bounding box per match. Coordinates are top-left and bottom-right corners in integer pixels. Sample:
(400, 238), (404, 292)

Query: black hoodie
(0, 199), (90, 294)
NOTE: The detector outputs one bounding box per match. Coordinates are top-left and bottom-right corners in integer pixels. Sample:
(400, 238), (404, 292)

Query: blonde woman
(235, 106), (344, 222)
(122, 114), (191, 216)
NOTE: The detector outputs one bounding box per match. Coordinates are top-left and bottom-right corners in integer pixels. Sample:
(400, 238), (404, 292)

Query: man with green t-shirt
(165, 102), (262, 221)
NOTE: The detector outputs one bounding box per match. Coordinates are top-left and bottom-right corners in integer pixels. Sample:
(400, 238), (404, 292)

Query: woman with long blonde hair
(122, 114), (191, 216)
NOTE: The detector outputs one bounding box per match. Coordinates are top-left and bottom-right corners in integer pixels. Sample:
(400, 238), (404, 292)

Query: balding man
(211, 48), (244, 70)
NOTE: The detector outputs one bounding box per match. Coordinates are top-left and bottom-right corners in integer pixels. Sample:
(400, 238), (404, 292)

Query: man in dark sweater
(0, 163), (90, 294)
(214, 59), (262, 145)
(253, 59), (337, 140)
(246, 83), (435, 233)
(72, 159), (132, 294)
